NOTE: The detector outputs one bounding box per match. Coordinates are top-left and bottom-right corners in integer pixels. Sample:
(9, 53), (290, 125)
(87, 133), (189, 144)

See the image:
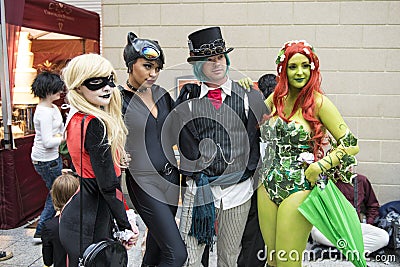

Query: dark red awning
(3, 0), (100, 41)
(3, 0), (25, 26)
(22, 0), (100, 41)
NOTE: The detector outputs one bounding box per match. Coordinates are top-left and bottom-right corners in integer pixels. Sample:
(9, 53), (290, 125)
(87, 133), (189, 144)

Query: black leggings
(126, 170), (187, 267)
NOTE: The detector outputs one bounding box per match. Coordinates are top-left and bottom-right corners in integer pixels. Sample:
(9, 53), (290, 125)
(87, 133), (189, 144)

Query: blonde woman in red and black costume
(59, 54), (138, 267)
(257, 40), (359, 266)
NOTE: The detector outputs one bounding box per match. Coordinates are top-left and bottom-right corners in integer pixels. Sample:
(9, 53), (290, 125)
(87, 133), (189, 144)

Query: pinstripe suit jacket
(173, 81), (268, 178)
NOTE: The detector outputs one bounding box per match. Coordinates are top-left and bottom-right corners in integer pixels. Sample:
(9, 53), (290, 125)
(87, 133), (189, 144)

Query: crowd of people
(0, 26), (391, 267)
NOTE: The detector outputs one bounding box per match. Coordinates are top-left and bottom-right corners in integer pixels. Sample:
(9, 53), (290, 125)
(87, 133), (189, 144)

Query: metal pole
(0, 0), (13, 149)
(82, 38), (86, 54)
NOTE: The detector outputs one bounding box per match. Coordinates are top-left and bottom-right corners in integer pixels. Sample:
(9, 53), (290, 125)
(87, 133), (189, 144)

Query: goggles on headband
(83, 74), (115, 91)
(130, 38), (161, 61)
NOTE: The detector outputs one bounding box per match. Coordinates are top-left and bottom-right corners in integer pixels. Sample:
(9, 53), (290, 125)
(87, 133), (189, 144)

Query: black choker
(126, 80), (147, 93)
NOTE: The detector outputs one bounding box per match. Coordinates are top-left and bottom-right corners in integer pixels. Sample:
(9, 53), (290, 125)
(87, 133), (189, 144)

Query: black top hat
(187, 27), (234, 63)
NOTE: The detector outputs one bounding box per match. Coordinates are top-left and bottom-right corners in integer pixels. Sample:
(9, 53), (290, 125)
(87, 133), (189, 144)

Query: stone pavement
(0, 216), (399, 267)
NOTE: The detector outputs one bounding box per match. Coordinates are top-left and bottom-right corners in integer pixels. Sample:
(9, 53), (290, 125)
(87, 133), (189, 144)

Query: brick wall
(101, 0), (400, 204)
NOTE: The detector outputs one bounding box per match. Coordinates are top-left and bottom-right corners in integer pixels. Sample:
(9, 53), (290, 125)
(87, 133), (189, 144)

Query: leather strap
(79, 115), (88, 256)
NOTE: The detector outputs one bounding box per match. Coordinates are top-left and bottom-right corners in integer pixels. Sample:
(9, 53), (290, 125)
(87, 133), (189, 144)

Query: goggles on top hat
(186, 27), (233, 62)
(189, 39), (226, 57)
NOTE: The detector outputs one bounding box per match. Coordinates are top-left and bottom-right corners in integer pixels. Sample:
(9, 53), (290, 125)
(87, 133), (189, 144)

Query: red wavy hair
(273, 40), (326, 160)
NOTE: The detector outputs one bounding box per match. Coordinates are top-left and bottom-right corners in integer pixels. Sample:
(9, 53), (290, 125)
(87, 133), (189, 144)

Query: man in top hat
(171, 26), (268, 267)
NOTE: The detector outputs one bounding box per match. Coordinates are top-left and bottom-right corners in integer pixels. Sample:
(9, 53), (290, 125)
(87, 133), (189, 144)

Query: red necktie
(207, 88), (222, 110)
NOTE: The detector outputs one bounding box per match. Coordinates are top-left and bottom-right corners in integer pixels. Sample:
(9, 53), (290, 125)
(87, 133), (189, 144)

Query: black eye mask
(83, 75), (115, 91)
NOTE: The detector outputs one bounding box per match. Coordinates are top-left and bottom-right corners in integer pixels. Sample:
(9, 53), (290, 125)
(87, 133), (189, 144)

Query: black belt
(130, 163), (176, 176)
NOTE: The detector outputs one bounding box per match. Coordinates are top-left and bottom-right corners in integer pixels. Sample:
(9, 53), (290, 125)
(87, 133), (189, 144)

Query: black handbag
(80, 238), (128, 267)
(77, 115), (128, 267)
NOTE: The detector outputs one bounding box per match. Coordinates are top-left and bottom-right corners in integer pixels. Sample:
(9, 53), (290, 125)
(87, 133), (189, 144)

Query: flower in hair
(303, 41), (313, 49)
(276, 40), (315, 71)
(303, 47), (310, 55)
(275, 49), (285, 64)
(310, 62), (315, 70)
(284, 40), (313, 50)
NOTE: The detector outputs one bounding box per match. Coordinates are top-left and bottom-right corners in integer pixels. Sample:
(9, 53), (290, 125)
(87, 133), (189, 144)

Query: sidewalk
(1, 217), (398, 267)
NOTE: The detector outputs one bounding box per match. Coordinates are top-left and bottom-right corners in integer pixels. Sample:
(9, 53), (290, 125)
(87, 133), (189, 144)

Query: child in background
(31, 71), (65, 241)
(41, 173), (79, 267)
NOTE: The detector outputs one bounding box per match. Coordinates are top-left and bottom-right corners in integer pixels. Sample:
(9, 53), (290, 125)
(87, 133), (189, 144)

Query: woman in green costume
(257, 40), (359, 266)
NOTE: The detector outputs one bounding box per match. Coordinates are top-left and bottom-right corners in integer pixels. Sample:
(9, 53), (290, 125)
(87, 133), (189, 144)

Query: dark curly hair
(31, 71), (64, 99)
(258, 73), (277, 98)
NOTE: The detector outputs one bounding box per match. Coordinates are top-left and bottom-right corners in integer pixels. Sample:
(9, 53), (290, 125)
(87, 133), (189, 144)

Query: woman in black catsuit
(121, 32), (187, 267)
(59, 54), (138, 267)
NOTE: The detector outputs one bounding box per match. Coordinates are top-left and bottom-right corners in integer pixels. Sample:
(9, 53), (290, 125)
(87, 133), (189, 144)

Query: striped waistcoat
(191, 87), (248, 176)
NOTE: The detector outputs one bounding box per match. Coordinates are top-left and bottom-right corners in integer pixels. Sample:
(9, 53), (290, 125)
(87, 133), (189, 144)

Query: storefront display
(0, 0), (100, 229)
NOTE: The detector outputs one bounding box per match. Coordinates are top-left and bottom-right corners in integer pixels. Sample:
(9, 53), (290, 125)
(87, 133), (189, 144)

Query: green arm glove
(237, 77), (254, 92)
